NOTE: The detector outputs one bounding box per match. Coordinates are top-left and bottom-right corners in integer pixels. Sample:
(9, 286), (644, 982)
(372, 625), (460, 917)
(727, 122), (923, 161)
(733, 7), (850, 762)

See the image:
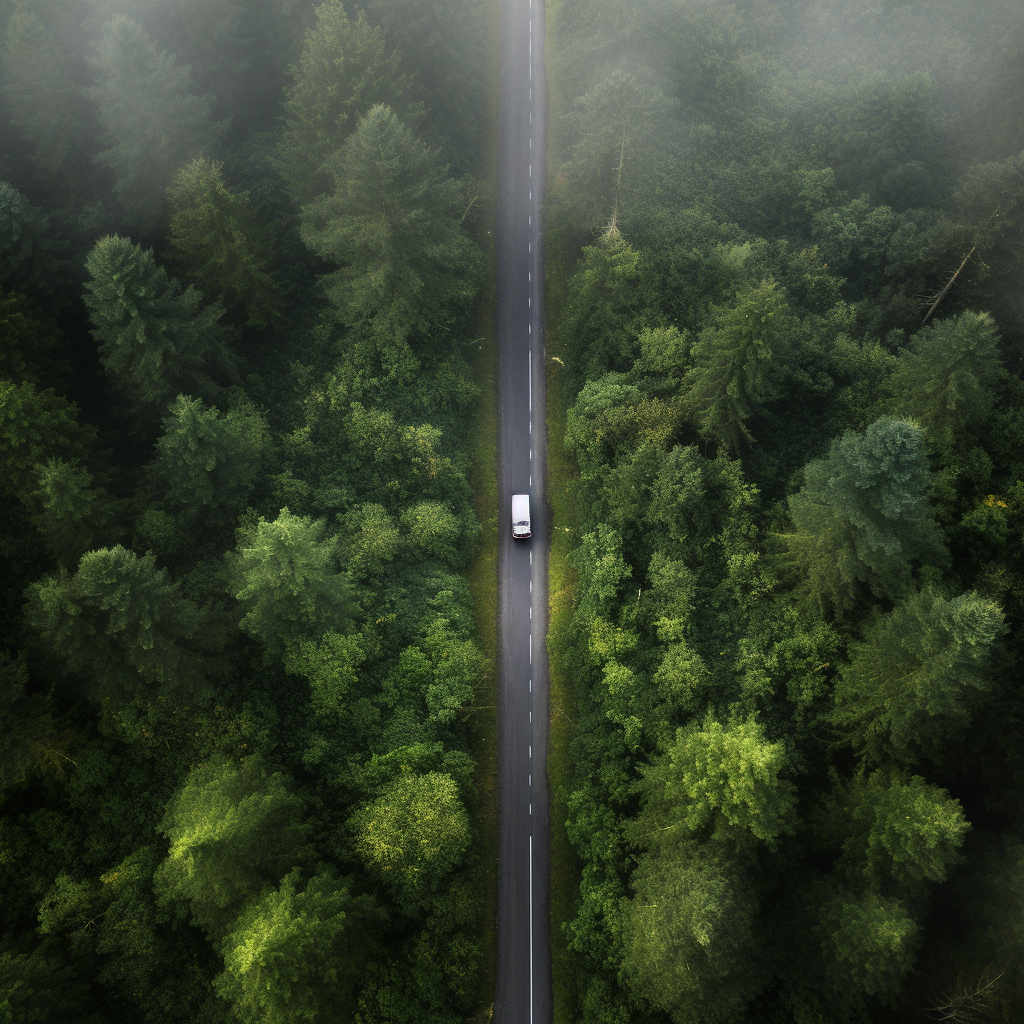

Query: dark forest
(545, 0), (1024, 1021)
(1, 0), (493, 1020)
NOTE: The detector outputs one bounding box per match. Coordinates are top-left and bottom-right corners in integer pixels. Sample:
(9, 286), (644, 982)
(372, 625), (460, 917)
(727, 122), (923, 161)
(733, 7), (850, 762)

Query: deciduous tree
(214, 867), (380, 1024)
(155, 755), (308, 937)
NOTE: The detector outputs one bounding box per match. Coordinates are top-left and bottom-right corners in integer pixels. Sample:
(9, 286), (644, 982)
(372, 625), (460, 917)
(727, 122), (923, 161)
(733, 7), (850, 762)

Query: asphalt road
(494, 0), (549, 1019)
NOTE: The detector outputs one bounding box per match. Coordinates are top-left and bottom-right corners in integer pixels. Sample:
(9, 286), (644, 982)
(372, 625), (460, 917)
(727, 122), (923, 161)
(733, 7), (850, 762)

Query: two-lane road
(495, 0), (549, 1019)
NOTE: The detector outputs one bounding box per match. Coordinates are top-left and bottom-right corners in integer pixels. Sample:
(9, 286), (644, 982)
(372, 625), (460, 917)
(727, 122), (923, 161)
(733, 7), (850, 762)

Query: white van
(512, 493), (531, 539)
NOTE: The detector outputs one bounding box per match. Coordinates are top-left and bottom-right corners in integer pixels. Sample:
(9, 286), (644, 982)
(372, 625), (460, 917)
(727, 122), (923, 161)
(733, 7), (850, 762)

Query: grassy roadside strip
(466, 2), (502, 1016)
(543, 6), (584, 1021)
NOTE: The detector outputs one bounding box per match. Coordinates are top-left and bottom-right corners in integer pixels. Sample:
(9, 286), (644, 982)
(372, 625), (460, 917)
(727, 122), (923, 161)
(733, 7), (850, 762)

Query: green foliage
(229, 508), (351, 657)
(814, 887), (918, 1003)
(25, 545), (208, 706)
(214, 868), (380, 1024)
(167, 159), (287, 326)
(0, 947), (89, 1023)
(828, 772), (969, 893)
(559, 233), (645, 391)
(0, 651), (68, 799)
(351, 771), (471, 904)
(638, 715), (797, 852)
(620, 843), (764, 1022)
(300, 104), (481, 376)
(88, 15), (222, 229)
(151, 394), (269, 513)
(886, 311), (1004, 452)
(283, 630), (363, 720)
(786, 416), (946, 616)
(0, 289), (60, 385)
(0, 183), (67, 299)
(84, 235), (230, 412)
(27, 457), (116, 567)
(833, 587), (1006, 764)
(278, 0), (407, 205)
(682, 279), (787, 451)
(155, 755), (308, 937)
(0, 378), (97, 503)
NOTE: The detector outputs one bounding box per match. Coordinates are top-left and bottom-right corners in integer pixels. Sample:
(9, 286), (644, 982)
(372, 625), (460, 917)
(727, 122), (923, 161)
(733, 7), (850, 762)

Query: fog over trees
(2, 0), (1024, 1021)
(547, 0), (1024, 1021)
(1, 0), (490, 1019)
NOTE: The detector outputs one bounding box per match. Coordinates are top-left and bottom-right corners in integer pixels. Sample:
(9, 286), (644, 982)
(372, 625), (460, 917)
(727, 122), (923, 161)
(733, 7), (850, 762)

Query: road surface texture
(495, 0), (549, 1019)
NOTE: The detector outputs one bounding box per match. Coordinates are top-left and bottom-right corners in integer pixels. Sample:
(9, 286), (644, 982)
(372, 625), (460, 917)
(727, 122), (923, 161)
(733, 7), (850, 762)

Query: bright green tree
(786, 416), (946, 616)
(155, 756), (308, 938)
(833, 588), (1005, 764)
(300, 105), (481, 373)
(887, 311), (1003, 450)
(87, 15), (222, 229)
(24, 545), (207, 705)
(230, 508), (351, 656)
(278, 0), (406, 205)
(351, 772), (471, 903)
(166, 158), (287, 326)
(84, 235), (230, 412)
(151, 394), (269, 513)
(638, 714), (797, 852)
(214, 868), (380, 1024)
(682, 279), (787, 452)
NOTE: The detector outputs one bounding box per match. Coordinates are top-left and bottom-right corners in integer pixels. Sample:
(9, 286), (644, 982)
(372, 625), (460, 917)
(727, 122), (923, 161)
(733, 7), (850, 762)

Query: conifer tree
(88, 15), (222, 230)
(84, 235), (230, 412)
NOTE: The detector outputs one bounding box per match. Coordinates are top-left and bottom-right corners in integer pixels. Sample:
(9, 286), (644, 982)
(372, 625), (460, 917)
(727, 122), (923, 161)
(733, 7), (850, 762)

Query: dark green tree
(682, 279), (787, 452)
(886, 311), (1003, 451)
(24, 545), (208, 705)
(300, 105), (481, 377)
(0, 183), (67, 300)
(813, 886), (918, 1004)
(0, 289), (61, 385)
(0, 379), (97, 503)
(166, 158), (287, 327)
(155, 755), (308, 937)
(28, 457), (117, 567)
(151, 394), (269, 513)
(229, 508), (351, 656)
(620, 843), (765, 1022)
(84, 234), (231, 412)
(827, 772), (969, 893)
(832, 587), (1006, 764)
(277, 0), (407, 205)
(785, 416), (946, 616)
(87, 15), (222, 230)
